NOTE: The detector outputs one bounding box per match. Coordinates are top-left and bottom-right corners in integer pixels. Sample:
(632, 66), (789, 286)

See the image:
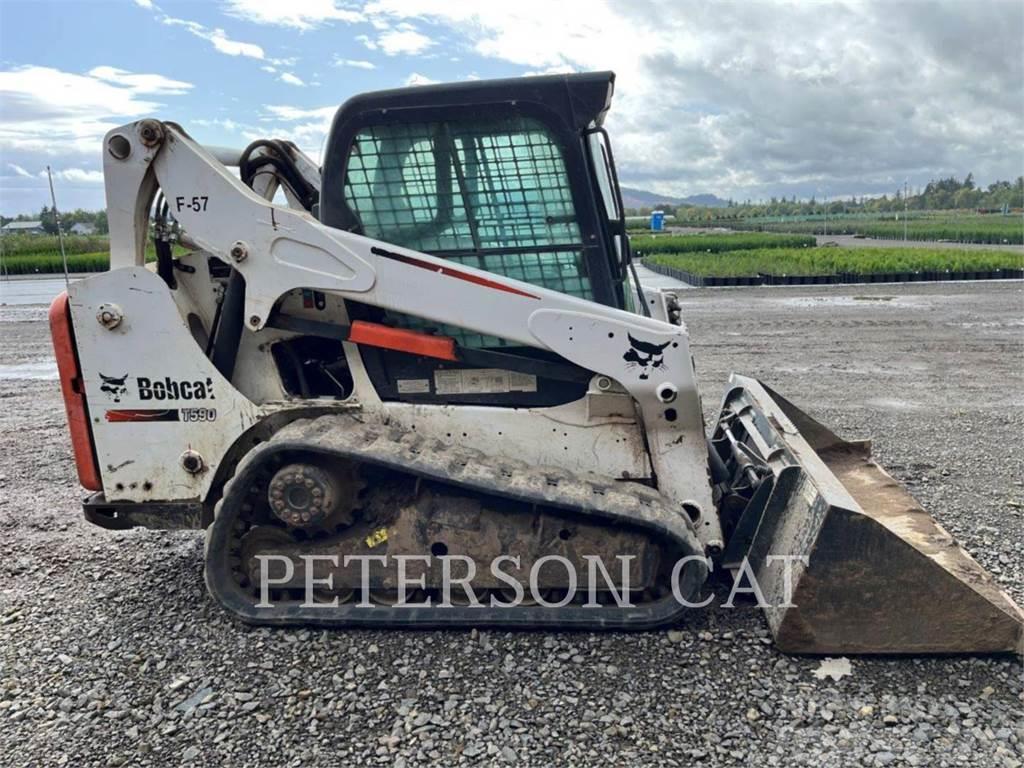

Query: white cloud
(404, 73), (438, 87)
(258, 105), (339, 159)
(133, 0), (154, 7)
(0, 65), (193, 155)
(521, 65), (577, 77)
(163, 17), (265, 59)
(3, 165), (103, 184)
(333, 58), (376, 70)
(87, 66), (192, 95)
(52, 168), (104, 184)
(263, 105), (336, 122)
(192, 118), (249, 133)
(354, 0), (1024, 200)
(279, 72), (306, 86)
(222, 0), (364, 30)
(374, 28), (434, 56)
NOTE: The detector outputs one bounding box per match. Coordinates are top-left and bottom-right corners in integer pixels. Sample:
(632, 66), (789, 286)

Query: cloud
(257, 105), (339, 159)
(4, 0), (1020, 212)
(3, 165), (103, 184)
(133, 0), (154, 7)
(52, 168), (105, 184)
(191, 117), (253, 133)
(522, 65), (577, 77)
(279, 72), (306, 86)
(222, 0), (364, 30)
(333, 58), (376, 70)
(263, 105), (336, 121)
(356, 0), (1024, 200)
(0, 65), (193, 155)
(87, 66), (192, 95)
(374, 28), (434, 56)
(404, 73), (438, 87)
(162, 17), (265, 59)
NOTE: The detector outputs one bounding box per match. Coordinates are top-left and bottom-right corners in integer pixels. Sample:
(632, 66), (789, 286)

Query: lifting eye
(107, 134), (131, 160)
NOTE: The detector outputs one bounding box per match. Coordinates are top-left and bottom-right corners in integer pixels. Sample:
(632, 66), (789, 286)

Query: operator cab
(317, 71), (637, 406)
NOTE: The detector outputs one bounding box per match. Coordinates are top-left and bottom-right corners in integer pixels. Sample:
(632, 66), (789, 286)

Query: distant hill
(620, 186), (728, 210)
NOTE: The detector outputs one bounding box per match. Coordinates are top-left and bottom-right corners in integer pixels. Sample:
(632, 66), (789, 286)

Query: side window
(343, 117), (592, 348)
(587, 131), (620, 222)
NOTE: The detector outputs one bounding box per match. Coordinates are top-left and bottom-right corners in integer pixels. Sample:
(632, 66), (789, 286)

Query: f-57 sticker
(175, 195), (209, 213)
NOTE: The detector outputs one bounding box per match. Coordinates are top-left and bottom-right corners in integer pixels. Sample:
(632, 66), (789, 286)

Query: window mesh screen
(343, 116), (590, 348)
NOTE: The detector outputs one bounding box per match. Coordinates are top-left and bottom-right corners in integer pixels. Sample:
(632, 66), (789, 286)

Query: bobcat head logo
(99, 373), (129, 402)
(623, 334), (671, 380)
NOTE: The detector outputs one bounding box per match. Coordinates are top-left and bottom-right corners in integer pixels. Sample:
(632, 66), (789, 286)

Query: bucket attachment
(712, 375), (1024, 655)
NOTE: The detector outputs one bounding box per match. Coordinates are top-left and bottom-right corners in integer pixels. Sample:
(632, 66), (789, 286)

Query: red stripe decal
(373, 248), (540, 300)
(105, 409), (180, 423)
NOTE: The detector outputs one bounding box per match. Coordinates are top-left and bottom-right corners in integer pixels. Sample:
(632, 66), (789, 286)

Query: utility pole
(46, 166), (71, 289)
(903, 179), (909, 242)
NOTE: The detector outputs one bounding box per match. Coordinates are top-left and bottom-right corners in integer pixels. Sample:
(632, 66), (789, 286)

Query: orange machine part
(49, 292), (102, 491)
(348, 320), (458, 361)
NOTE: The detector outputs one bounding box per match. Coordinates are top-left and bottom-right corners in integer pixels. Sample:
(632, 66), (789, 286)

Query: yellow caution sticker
(365, 528), (388, 548)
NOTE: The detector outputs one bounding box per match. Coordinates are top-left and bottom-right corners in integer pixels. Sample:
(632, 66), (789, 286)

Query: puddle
(865, 397), (923, 411)
(955, 319), (1024, 329)
(0, 276), (78, 306)
(0, 359), (58, 380)
(0, 306), (49, 323)
(776, 295), (933, 310)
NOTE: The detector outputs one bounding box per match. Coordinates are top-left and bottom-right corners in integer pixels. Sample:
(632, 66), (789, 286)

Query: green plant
(645, 246), (1024, 277)
(630, 232), (816, 255)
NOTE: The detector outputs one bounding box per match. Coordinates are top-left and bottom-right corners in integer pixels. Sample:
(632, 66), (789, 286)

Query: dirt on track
(1, 280), (1022, 767)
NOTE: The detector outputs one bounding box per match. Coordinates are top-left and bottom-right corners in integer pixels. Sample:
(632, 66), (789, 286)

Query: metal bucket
(712, 375), (1024, 655)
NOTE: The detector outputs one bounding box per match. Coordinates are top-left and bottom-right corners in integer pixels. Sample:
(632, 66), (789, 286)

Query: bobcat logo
(623, 334), (671, 380)
(99, 373), (129, 402)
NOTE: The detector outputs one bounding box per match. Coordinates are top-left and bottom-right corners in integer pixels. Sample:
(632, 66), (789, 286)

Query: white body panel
(69, 267), (263, 500)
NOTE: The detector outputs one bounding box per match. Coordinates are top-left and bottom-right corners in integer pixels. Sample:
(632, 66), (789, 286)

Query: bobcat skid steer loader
(50, 72), (1022, 654)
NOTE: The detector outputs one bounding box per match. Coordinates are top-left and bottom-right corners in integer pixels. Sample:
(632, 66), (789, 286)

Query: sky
(0, 0), (1021, 215)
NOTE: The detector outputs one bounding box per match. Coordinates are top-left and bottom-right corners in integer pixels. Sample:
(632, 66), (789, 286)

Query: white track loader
(50, 72), (1023, 653)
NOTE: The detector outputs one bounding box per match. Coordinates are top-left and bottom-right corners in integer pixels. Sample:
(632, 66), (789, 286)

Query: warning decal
(434, 369), (537, 395)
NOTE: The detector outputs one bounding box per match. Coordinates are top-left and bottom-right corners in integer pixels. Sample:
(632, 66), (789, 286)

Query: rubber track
(205, 413), (707, 629)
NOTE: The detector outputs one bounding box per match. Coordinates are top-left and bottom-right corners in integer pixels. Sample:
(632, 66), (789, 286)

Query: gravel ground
(1, 280), (1022, 767)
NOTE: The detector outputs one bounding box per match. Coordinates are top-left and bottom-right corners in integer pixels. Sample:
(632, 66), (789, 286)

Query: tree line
(1, 207), (109, 234)
(628, 175), (1024, 220)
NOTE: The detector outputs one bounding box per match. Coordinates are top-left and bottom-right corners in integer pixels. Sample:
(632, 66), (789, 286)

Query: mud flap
(713, 374), (1024, 655)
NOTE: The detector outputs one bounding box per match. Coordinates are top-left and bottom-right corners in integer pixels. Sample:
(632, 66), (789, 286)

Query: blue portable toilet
(650, 210), (665, 232)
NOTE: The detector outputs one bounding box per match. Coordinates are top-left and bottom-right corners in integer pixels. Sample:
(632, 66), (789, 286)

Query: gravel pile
(1, 280), (1022, 767)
